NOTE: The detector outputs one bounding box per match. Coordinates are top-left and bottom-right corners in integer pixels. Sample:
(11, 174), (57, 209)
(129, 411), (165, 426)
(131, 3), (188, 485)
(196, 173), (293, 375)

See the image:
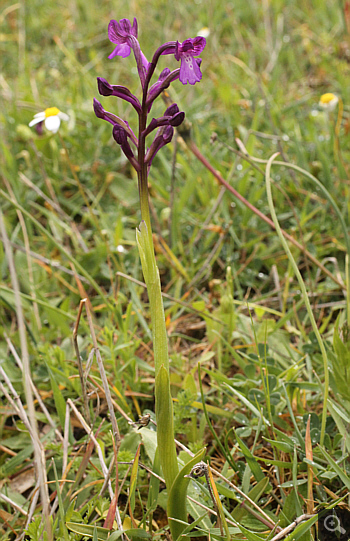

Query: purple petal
(108, 43), (131, 59)
(108, 18), (136, 43)
(97, 78), (142, 112)
(169, 111), (185, 126)
(146, 69), (180, 108)
(175, 37), (206, 60)
(179, 53), (203, 85)
(107, 18), (139, 60)
(113, 125), (134, 159)
(164, 103), (179, 116)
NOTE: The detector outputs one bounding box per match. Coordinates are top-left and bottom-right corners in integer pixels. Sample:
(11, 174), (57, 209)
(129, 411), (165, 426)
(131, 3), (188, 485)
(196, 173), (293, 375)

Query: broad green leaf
(167, 448), (206, 541)
(66, 522), (111, 540)
(264, 438), (293, 453)
(155, 366), (178, 492)
(66, 523), (150, 541)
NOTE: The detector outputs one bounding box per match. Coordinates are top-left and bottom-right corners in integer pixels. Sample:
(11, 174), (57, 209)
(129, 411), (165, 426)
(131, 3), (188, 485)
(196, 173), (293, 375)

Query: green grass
(1, 0), (350, 540)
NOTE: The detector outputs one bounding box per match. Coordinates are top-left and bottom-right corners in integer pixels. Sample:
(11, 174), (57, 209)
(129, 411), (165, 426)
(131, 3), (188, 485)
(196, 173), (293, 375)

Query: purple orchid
(108, 18), (138, 59)
(108, 18), (149, 86)
(94, 17), (205, 216)
(174, 37), (206, 85)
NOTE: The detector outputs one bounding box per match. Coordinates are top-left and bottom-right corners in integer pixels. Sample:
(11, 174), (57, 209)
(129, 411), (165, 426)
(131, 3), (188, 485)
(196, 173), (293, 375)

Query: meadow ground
(1, 1), (350, 540)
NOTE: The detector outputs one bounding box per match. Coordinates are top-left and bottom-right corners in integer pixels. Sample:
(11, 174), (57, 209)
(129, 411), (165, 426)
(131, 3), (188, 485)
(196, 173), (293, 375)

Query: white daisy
(29, 107), (69, 133)
(319, 93), (339, 112)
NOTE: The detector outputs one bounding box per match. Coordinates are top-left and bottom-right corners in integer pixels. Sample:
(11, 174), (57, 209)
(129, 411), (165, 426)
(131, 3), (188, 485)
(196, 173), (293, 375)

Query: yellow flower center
(319, 93), (337, 105)
(44, 107), (60, 118)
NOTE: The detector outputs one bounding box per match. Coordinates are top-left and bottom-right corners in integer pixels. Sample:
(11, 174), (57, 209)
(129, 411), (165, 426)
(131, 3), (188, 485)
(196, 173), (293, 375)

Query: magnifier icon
(324, 514), (346, 535)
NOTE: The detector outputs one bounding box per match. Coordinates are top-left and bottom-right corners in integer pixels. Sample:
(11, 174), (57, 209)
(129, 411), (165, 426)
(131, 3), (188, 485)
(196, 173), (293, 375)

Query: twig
(0, 493), (28, 517)
(269, 514), (314, 541)
(0, 371), (34, 438)
(23, 481), (41, 534)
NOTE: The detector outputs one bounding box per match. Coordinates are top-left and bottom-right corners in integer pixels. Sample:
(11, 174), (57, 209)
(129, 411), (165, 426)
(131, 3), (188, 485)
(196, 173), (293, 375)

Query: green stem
(136, 99), (179, 497)
(136, 219), (179, 496)
(265, 153), (329, 446)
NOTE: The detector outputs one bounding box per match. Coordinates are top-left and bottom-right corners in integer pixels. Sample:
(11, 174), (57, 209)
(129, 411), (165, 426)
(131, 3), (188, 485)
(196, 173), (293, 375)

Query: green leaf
(66, 522), (111, 540)
(327, 399), (350, 454)
(167, 447), (206, 541)
(332, 318), (350, 400)
(237, 523), (265, 541)
(317, 445), (350, 490)
(155, 366), (179, 492)
(129, 444), (141, 514)
(235, 431), (265, 482)
(46, 363), (67, 432)
(147, 447), (161, 512)
(66, 524), (150, 541)
(264, 438), (293, 453)
(283, 514), (318, 541)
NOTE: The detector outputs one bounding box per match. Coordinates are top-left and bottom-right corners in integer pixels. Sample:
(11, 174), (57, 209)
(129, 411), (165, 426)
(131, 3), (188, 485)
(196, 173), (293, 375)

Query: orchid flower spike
(29, 107), (69, 133)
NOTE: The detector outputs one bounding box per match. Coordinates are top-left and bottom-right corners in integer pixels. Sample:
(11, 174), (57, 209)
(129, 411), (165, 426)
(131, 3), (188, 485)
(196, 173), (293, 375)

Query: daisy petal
(33, 112), (46, 119)
(29, 117), (45, 127)
(45, 116), (61, 133)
